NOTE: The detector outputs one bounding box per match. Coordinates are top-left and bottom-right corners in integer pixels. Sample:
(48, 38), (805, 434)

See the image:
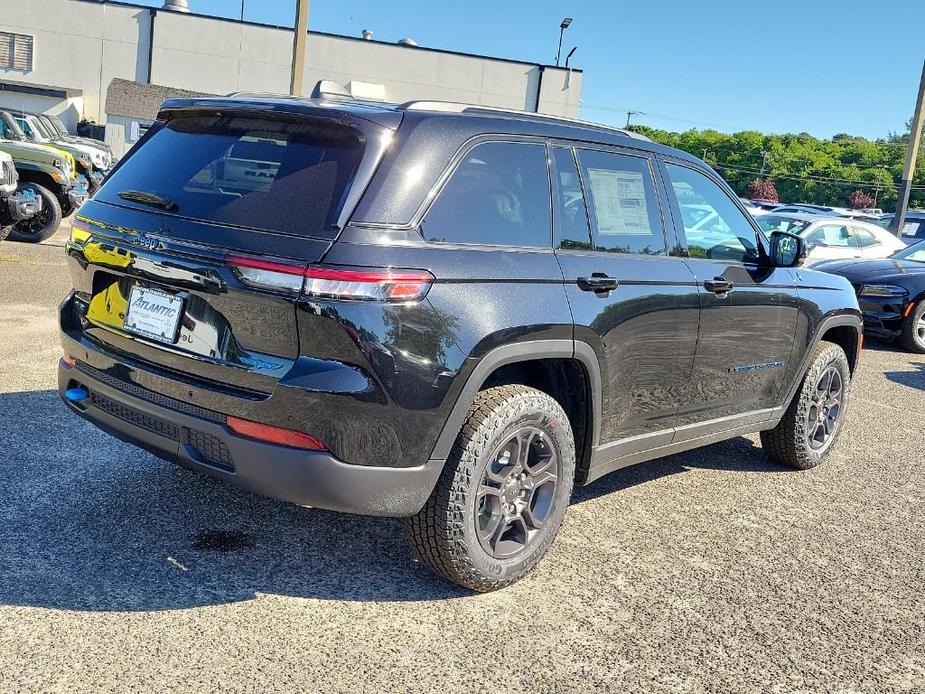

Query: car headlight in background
(859, 284), (908, 298)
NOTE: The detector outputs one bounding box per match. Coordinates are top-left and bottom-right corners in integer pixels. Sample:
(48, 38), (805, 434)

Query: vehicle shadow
(1, 389), (792, 612)
(0, 389), (468, 612)
(572, 435), (791, 504)
(884, 361), (925, 392)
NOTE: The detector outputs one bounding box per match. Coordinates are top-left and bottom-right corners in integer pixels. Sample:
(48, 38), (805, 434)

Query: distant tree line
(629, 122), (925, 212)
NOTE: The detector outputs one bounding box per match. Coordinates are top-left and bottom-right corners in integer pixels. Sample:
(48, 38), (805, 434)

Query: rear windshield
(97, 114), (365, 237)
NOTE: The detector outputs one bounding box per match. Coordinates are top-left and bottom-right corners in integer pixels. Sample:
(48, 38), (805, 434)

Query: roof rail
(398, 100), (650, 140)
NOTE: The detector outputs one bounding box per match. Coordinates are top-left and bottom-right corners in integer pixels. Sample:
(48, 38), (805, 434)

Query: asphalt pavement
(1, 226), (923, 693)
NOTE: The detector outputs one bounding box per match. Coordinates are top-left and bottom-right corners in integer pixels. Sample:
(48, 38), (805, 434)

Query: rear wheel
(900, 302), (925, 354)
(8, 184), (62, 243)
(760, 341), (851, 470)
(408, 385), (575, 591)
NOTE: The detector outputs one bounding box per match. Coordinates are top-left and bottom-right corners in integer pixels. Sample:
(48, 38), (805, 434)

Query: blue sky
(139, 0), (924, 140)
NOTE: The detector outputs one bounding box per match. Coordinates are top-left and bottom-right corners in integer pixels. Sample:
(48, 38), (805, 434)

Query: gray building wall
(0, 0), (582, 128)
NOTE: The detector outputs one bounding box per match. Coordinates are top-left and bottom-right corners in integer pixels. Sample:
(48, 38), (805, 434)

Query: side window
(575, 149), (665, 255)
(851, 227), (879, 248)
(807, 224), (854, 247)
(551, 146), (592, 250)
(421, 141), (551, 248)
(665, 163), (760, 263)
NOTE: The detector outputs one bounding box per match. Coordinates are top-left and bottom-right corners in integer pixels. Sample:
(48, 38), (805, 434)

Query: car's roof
(765, 212), (884, 228)
(158, 94), (702, 165)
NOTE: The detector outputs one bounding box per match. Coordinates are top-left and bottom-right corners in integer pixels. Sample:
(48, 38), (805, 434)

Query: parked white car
(756, 213), (905, 265)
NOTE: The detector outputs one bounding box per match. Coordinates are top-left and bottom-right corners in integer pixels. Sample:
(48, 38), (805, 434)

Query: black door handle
(704, 277), (734, 295)
(577, 274), (619, 293)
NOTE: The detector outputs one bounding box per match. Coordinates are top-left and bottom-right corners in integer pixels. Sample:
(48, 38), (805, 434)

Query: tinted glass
(756, 215), (812, 235)
(896, 240), (925, 261)
(576, 149), (665, 255)
(422, 142), (551, 247)
(96, 115), (364, 238)
(665, 163), (759, 262)
(806, 224), (854, 247)
(552, 146), (592, 250)
(851, 226), (879, 247)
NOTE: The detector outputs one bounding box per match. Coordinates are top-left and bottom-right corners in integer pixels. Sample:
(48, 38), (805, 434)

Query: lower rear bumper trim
(58, 359), (443, 517)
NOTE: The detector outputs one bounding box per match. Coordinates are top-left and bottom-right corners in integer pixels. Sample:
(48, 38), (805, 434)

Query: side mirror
(769, 230), (806, 267)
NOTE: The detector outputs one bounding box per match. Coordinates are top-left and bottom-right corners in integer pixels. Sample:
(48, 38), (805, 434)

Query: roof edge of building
(71, 0), (583, 73)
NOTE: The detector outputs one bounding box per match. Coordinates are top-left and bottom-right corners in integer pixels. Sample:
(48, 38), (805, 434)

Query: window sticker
(587, 169), (651, 235)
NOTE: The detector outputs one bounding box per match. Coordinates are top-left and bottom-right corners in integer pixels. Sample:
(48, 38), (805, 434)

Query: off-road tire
(760, 341), (851, 470)
(408, 385), (576, 592)
(899, 301), (925, 354)
(8, 184), (62, 243)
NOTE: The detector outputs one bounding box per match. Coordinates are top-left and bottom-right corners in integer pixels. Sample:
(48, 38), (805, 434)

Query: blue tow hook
(65, 387), (90, 403)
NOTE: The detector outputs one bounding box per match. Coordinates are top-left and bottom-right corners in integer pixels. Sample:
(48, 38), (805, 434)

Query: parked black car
(878, 211), (925, 245)
(58, 92), (862, 590)
(815, 241), (925, 353)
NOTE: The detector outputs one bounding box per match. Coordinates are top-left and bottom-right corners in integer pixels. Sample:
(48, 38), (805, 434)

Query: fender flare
(776, 312), (862, 418)
(428, 339), (603, 461)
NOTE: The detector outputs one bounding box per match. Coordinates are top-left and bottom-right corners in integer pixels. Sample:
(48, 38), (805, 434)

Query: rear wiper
(117, 189), (178, 212)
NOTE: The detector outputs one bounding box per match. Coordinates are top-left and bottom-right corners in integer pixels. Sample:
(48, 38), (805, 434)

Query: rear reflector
(62, 354), (77, 368)
(226, 416), (327, 451)
(226, 255), (434, 302)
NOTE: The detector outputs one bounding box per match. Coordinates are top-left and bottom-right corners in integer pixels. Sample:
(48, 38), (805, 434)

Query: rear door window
(96, 115), (365, 238)
(421, 141), (551, 247)
(851, 226), (879, 248)
(551, 146), (592, 250)
(575, 149), (666, 255)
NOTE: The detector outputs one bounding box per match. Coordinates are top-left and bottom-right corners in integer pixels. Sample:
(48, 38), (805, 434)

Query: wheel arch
(428, 340), (602, 484)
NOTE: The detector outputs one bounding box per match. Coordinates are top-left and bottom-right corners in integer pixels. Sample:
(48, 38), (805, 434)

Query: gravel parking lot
(1, 227), (923, 693)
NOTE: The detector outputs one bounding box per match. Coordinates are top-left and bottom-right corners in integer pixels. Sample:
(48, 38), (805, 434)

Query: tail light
(226, 256), (434, 303)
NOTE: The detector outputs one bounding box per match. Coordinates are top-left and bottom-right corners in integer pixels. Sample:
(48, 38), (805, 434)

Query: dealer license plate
(123, 285), (184, 344)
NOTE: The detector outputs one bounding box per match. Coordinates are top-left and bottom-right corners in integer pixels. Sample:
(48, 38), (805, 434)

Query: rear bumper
(57, 357), (444, 517)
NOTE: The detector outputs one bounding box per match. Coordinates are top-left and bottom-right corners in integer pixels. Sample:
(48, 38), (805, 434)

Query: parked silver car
(756, 213), (904, 265)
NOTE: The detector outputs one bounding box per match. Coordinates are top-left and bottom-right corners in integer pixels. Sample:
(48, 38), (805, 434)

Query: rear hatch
(67, 100), (398, 396)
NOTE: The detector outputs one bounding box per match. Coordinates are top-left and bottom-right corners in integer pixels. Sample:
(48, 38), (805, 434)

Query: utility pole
(890, 59), (925, 237)
(759, 150), (770, 176)
(290, 0), (310, 96)
(625, 110), (641, 128)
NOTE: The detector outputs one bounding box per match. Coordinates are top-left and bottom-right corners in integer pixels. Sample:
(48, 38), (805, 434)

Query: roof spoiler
(311, 80), (352, 101)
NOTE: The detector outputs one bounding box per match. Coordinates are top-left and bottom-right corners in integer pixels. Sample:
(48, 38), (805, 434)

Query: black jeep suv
(58, 93), (862, 590)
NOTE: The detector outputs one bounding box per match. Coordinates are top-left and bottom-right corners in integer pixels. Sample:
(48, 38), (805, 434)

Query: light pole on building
(555, 18), (572, 67)
(290, 0), (310, 95)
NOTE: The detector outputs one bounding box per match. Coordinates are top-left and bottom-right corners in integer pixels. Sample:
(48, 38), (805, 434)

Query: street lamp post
(555, 17), (572, 67)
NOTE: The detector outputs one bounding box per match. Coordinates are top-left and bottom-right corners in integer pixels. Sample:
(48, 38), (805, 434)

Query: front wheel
(408, 385), (576, 591)
(8, 184), (63, 243)
(761, 341), (851, 470)
(900, 301), (925, 354)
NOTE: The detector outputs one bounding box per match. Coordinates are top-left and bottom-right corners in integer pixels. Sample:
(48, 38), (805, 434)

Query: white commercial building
(0, 0), (583, 148)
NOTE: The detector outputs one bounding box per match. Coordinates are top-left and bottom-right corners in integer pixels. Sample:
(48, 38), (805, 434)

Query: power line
(579, 102), (914, 148)
(708, 161), (916, 190)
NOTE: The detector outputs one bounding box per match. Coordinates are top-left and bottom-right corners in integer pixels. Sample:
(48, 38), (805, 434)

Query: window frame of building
(0, 32), (35, 72)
